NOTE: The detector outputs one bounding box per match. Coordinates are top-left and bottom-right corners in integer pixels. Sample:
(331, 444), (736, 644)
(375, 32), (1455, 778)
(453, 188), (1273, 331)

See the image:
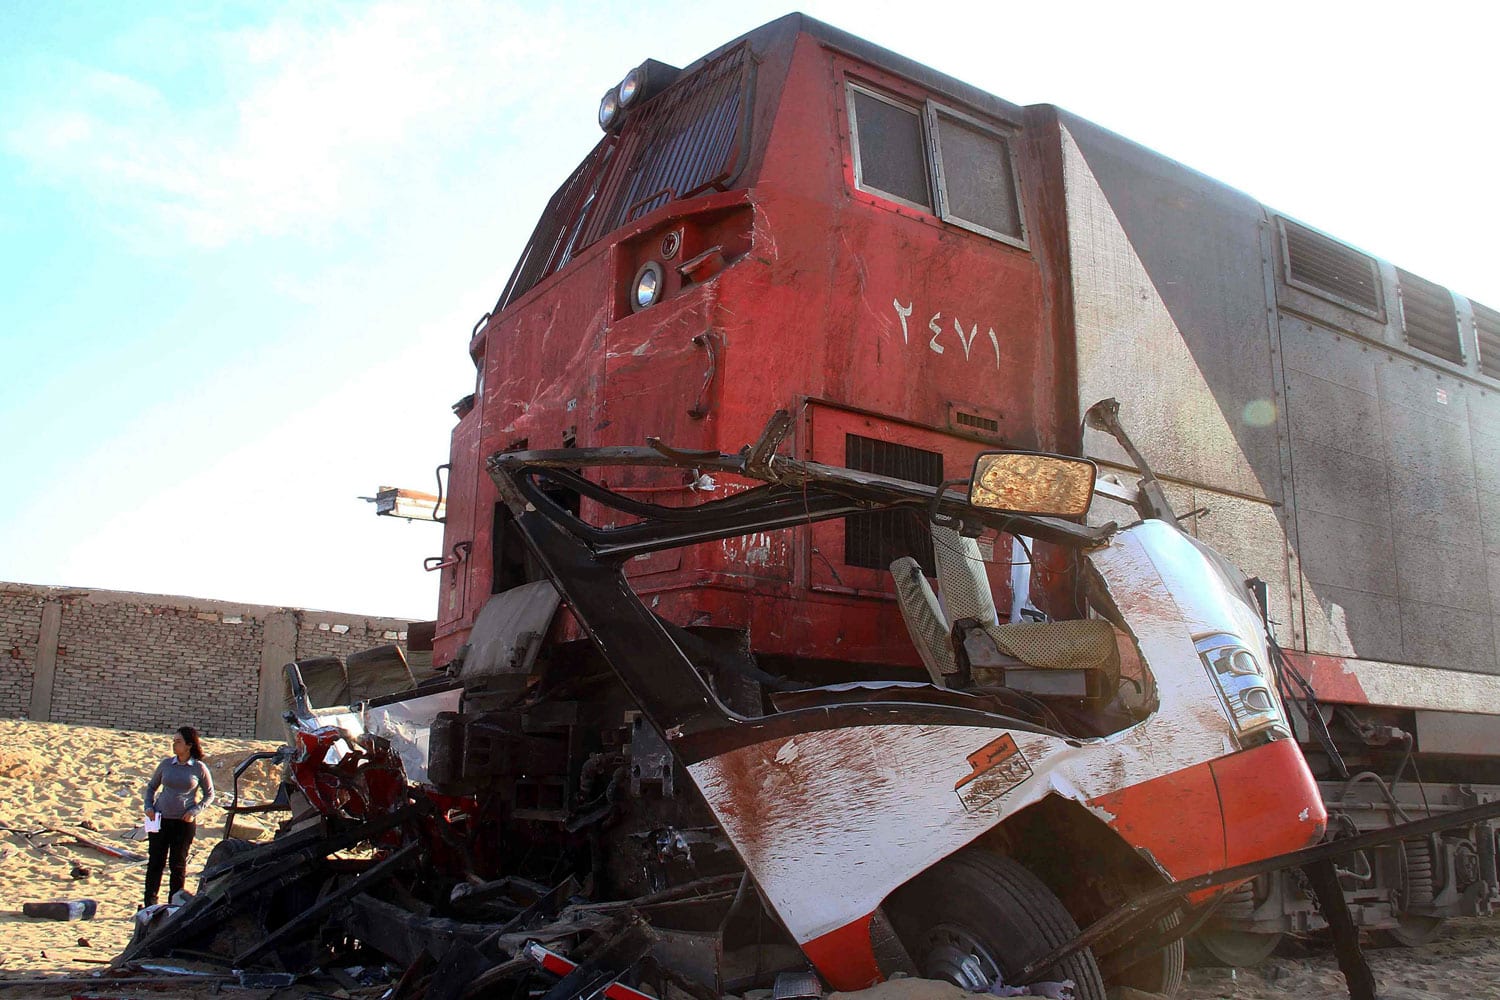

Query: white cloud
(4, 1), (565, 248)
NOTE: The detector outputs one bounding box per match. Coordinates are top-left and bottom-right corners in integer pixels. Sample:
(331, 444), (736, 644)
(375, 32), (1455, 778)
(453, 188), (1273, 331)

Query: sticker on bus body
(955, 733), (1033, 812)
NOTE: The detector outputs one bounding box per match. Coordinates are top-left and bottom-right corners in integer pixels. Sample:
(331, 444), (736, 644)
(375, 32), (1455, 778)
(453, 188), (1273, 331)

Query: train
(397, 11), (1500, 993)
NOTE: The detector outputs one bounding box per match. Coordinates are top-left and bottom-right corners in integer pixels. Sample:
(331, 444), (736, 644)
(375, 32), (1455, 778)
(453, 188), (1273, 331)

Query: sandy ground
(1177, 920), (1500, 999)
(0, 719), (283, 978)
(2, 719), (1498, 998)
(822, 921), (1500, 1000)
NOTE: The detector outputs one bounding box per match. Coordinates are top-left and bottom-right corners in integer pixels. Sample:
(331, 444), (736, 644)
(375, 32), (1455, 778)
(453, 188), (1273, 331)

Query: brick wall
(296, 617), (409, 662)
(0, 583), (414, 738)
(0, 592), (44, 718)
(51, 601), (266, 737)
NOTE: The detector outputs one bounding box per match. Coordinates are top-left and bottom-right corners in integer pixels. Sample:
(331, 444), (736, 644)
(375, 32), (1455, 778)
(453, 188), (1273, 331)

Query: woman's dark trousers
(143, 818), (195, 907)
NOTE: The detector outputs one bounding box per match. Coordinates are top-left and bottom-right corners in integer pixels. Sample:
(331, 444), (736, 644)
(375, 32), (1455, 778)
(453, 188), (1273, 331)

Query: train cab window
(847, 82), (1026, 249)
(931, 107), (1023, 243)
(848, 87), (932, 211)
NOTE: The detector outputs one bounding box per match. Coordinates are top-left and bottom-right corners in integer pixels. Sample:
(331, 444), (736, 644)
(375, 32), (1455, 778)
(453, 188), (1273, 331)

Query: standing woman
(142, 726), (215, 908)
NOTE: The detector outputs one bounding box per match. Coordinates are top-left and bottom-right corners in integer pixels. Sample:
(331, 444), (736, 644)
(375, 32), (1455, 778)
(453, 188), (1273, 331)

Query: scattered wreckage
(112, 406), (1500, 1000)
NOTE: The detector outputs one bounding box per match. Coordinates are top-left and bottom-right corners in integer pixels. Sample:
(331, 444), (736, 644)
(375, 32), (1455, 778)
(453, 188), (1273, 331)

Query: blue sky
(2, 0), (1496, 619)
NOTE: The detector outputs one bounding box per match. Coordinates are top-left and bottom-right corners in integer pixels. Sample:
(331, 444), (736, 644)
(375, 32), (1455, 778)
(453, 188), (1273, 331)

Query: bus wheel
(887, 850), (1105, 999)
(201, 835), (260, 878)
(1109, 911), (1184, 995)
(1186, 928), (1283, 967)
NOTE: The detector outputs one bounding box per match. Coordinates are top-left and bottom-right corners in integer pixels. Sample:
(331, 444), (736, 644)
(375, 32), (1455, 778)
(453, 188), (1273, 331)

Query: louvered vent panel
(844, 435), (943, 576)
(1398, 269), (1462, 365)
(1475, 301), (1500, 379)
(1282, 219), (1382, 316)
(578, 43), (749, 247)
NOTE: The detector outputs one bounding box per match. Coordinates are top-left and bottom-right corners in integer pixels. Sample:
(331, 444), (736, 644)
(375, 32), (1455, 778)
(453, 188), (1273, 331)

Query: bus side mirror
(969, 452), (1097, 518)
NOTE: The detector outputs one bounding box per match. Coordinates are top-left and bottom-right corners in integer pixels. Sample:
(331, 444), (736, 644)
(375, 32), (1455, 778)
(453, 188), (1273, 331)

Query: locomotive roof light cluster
(597, 88), (622, 131)
(597, 58), (682, 132)
(618, 66), (645, 107)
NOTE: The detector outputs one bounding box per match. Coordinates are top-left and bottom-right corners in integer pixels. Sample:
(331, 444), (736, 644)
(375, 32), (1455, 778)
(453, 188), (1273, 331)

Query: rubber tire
(887, 850), (1106, 999)
(202, 836), (324, 970)
(199, 836), (261, 888)
(1113, 911), (1185, 995)
(199, 838), (271, 960)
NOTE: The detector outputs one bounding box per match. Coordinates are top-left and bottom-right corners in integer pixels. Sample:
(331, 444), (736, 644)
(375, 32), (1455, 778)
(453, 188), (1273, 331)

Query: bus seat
(961, 619), (1121, 701)
(932, 526), (999, 629)
(891, 556), (955, 686)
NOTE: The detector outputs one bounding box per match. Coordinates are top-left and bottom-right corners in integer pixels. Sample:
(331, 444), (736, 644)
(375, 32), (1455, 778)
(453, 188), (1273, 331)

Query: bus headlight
(1196, 633), (1288, 742)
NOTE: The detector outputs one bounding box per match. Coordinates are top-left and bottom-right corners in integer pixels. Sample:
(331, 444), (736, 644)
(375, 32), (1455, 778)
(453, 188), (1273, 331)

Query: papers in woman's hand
(143, 814), (161, 833)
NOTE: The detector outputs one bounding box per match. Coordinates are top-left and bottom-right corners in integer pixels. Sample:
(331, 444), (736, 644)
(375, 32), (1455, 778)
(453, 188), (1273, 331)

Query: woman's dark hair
(177, 726), (205, 760)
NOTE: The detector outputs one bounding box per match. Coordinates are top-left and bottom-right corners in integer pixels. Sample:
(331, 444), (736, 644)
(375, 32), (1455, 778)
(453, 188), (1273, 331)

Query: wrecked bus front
(687, 517), (1326, 990)
(207, 415), (1325, 997)
(457, 421), (1327, 992)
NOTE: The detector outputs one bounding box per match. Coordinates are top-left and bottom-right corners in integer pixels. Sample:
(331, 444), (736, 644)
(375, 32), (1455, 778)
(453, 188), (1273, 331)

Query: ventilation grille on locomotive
(1398, 269), (1462, 365)
(1473, 301), (1500, 380)
(843, 435), (943, 576)
(1280, 219), (1383, 318)
(578, 43), (750, 246)
(494, 43), (751, 313)
(954, 410), (999, 433)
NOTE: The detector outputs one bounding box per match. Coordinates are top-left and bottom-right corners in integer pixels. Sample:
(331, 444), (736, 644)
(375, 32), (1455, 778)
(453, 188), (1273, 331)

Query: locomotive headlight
(631, 261), (664, 312)
(1195, 633), (1288, 742)
(598, 88), (622, 131)
(619, 67), (644, 107)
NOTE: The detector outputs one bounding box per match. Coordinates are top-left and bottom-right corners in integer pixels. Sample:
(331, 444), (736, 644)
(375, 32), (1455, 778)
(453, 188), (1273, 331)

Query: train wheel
(887, 850), (1106, 998)
(1186, 928), (1283, 967)
(1372, 915), (1445, 948)
(1373, 837), (1445, 947)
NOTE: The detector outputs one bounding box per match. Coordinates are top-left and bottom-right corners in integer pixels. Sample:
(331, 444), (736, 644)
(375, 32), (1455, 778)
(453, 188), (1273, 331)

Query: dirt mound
(0, 746), (44, 780)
